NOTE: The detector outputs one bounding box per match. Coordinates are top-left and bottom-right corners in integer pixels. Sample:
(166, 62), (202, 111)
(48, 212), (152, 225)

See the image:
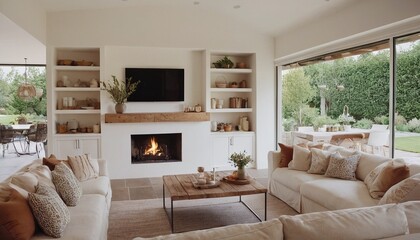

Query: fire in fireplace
(131, 133), (182, 164)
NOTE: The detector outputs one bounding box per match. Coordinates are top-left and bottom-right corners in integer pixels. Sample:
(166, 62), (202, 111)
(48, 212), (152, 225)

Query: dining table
(292, 128), (371, 146)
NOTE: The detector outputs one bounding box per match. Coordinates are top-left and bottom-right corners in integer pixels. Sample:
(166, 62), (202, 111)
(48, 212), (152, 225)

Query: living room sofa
(268, 144), (420, 213)
(0, 158), (112, 239)
(133, 201), (420, 240)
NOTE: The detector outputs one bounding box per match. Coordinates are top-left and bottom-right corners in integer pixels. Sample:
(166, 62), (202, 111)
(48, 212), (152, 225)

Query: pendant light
(17, 57), (36, 101)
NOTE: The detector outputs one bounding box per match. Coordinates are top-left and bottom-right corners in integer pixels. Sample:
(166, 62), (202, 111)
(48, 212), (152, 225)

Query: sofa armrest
(267, 151), (281, 179)
(97, 159), (108, 176)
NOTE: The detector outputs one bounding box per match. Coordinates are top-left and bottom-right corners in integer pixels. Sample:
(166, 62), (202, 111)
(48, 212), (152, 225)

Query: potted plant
(338, 105), (355, 131)
(213, 56), (234, 68)
(229, 151), (253, 180)
(101, 75), (139, 113)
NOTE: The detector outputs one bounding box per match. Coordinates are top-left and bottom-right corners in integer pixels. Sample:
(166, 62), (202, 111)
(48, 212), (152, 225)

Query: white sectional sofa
(0, 158), (112, 240)
(268, 144), (420, 213)
(134, 201), (420, 240)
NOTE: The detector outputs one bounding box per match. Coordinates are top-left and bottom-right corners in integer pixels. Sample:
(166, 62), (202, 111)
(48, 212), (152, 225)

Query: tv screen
(125, 68), (184, 102)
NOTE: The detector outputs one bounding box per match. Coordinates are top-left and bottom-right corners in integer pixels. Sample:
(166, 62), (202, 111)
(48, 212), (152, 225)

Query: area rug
(107, 194), (297, 240)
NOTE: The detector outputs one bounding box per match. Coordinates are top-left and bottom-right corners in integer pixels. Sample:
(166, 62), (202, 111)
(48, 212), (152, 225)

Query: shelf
(210, 131), (255, 136)
(54, 133), (101, 137)
(105, 112), (210, 123)
(55, 66), (100, 71)
(209, 108), (253, 113)
(55, 87), (100, 92)
(210, 88), (252, 93)
(55, 109), (101, 114)
(210, 68), (252, 74)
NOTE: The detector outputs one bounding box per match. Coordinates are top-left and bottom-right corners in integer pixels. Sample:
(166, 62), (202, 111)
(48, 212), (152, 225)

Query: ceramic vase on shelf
(237, 167), (246, 180)
(115, 103), (126, 114)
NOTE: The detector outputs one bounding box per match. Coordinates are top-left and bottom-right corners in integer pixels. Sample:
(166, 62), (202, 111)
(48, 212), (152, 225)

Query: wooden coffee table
(162, 172), (267, 233)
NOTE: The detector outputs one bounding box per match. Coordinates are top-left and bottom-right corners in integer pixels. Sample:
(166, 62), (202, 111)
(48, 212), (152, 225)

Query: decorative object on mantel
(101, 75), (139, 114)
(229, 151), (253, 180)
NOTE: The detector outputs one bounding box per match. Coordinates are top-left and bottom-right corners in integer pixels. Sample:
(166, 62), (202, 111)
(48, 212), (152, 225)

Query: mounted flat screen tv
(125, 68), (184, 102)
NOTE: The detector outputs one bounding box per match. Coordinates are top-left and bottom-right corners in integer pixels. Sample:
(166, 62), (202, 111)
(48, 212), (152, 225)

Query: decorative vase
(115, 103), (126, 114)
(237, 167), (246, 180)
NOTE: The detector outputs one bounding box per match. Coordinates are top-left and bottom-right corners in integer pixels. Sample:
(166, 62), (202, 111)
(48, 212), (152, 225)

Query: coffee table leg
(239, 193), (267, 222)
(162, 185), (174, 232)
(264, 192), (267, 221)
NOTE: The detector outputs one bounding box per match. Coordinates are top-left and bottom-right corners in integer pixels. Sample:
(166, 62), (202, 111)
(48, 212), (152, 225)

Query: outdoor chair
(26, 122), (48, 157)
(0, 124), (15, 157)
(371, 124), (388, 131)
(362, 131), (389, 156)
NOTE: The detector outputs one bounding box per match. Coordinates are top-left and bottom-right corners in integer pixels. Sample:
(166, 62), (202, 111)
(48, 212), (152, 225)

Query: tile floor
(110, 168), (269, 201)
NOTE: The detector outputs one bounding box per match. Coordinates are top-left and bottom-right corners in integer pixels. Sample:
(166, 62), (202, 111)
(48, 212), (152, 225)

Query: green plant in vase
(101, 75), (139, 113)
(229, 151), (253, 180)
(213, 56), (234, 68)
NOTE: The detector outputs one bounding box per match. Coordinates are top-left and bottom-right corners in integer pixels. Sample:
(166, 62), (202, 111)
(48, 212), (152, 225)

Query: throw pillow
(28, 164), (56, 190)
(325, 152), (361, 180)
(28, 184), (70, 238)
(278, 143), (293, 168)
(307, 148), (333, 174)
(288, 145), (311, 171)
(43, 154), (70, 171)
(68, 154), (99, 181)
(379, 173), (420, 205)
(9, 171), (38, 193)
(0, 188), (35, 240)
(52, 162), (82, 206)
(364, 159), (410, 199)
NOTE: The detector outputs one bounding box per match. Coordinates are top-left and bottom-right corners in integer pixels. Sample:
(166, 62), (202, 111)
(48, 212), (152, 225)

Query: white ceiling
(37, 0), (357, 36)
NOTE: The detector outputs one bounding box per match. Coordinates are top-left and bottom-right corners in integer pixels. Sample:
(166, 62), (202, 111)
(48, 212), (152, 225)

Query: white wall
(275, 0), (420, 59)
(47, 5), (275, 178)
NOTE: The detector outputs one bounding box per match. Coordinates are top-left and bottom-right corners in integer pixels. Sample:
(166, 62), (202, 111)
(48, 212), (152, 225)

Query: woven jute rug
(107, 194), (297, 240)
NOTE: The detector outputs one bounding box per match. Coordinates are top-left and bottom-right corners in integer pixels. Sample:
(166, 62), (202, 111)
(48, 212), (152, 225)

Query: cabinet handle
(230, 137), (234, 146)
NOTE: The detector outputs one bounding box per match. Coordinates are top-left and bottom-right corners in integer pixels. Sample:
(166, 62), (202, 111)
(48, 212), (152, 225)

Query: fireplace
(131, 133), (182, 164)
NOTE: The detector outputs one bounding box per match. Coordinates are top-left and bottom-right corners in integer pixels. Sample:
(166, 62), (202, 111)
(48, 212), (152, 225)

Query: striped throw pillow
(68, 154), (99, 181)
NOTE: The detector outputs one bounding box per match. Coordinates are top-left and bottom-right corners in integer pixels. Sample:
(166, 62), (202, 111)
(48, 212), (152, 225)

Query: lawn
(395, 136), (420, 153)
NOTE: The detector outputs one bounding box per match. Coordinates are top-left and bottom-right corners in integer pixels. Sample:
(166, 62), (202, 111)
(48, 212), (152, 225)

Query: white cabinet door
(55, 136), (100, 159)
(211, 133), (254, 170)
(212, 135), (230, 169)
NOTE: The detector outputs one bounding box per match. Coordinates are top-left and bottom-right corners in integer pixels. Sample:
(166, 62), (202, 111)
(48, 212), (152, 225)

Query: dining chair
(26, 123), (48, 157)
(371, 124), (388, 131)
(297, 126), (315, 132)
(0, 124), (15, 157)
(362, 131), (389, 156)
(329, 133), (367, 149)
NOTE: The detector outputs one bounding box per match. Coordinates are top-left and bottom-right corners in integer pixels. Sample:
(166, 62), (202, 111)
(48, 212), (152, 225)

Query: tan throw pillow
(28, 184), (70, 238)
(52, 163), (82, 206)
(288, 145), (311, 171)
(68, 154), (99, 181)
(307, 148), (333, 174)
(379, 173), (420, 205)
(325, 152), (361, 180)
(365, 159), (410, 199)
(27, 164), (56, 190)
(278, 143), (293, 168)
(43, 154), (70, 171)
(0, 188), (35, 240)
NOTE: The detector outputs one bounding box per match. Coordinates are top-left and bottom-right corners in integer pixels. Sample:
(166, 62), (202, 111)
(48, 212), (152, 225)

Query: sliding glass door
(394, 33), (420, 162)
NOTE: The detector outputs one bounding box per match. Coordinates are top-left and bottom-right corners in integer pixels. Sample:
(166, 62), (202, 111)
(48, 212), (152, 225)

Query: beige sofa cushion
(399, 201), (420, 234)
(300, 178), (378, 210)
(271, 168), (328, 192)
(133, 219), (283, 240)
(80, 176), (111, 197)
(365, 159), (410, 199)
(379, 174), (420, 205)
(279, 203), (408, 240)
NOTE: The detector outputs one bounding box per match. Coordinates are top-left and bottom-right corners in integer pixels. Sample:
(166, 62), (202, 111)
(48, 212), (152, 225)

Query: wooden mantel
(104, 112), (210, 123)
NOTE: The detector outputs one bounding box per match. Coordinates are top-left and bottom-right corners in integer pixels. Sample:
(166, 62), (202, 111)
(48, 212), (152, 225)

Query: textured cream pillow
(325, 152), (361, 180)
(28, 184), (70, 238)
(307, 148), (333, 174)
(52, 163), (82, 206)
(27, 164), (56, 190)
(365, 159), (410, 199)
(379, 174), (420, 205)
(288, 145), (311, 171)
(68, 154), (99, 181)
